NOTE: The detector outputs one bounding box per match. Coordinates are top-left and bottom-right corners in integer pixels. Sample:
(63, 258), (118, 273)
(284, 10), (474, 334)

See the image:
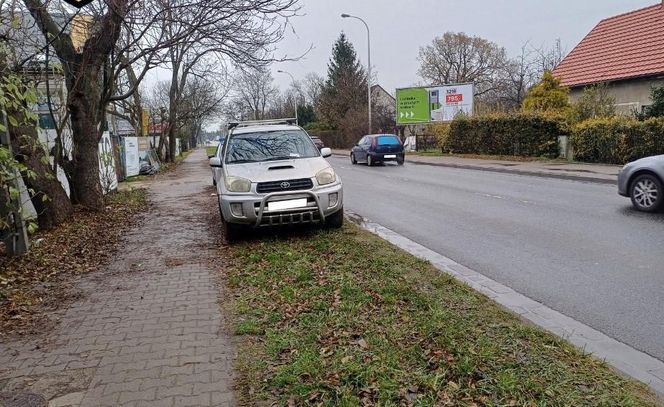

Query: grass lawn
(206, 146), (218, 157)
(221, 224), (657, 406)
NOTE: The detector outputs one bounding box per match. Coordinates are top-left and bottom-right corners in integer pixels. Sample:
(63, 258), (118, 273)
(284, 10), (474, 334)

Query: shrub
(572, 117), (664, 164)
(427, 122), (450, 149)
(522, 71), (572, 116)
(444, 113), (564, 157)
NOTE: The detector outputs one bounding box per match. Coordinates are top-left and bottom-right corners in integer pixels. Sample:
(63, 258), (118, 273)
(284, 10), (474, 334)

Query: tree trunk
(7, 108), (73, 230)
(68, 75), (104, 210)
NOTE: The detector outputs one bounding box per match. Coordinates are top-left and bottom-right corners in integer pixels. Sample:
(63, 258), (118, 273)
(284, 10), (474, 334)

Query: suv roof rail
(228, 118), (297, 130)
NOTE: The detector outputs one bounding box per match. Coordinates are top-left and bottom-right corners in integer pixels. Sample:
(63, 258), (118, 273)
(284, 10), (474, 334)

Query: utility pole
(0, 109), (29, 255)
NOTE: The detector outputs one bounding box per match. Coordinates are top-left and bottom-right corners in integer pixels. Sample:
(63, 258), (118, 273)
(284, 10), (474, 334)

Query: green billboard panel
(396, 88), (430, 124)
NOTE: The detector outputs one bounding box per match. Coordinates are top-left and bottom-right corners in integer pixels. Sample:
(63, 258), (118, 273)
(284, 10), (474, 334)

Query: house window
(38, 114), (56, 129)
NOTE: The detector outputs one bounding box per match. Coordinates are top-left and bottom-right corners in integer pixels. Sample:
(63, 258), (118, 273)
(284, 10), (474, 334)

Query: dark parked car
(350, 134), (405, 166)
(310, 136), (325, 151)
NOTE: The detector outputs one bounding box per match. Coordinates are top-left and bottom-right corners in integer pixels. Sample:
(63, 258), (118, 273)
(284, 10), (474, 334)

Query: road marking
(347, 212), (664, 398)
(478, 193), (505, 200)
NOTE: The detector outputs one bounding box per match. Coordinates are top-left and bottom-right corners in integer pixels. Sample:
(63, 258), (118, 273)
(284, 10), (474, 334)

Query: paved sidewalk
(334, 149), (621, 184)
(0, 150), (235, 407)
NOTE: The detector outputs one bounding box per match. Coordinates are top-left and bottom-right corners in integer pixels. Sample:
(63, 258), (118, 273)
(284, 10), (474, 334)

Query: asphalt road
(328, 156), (664, 361)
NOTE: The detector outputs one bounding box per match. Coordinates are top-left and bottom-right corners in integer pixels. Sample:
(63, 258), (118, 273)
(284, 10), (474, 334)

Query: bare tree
(227, 66), (279, 121)
(418, 32), (509, 97)
(493, 42), (539, 110)
(20, 0), (300, 208)
(302, 72), (324, 106)
(154, 0), (299, 161)
(533, 39), (566, 75)
(177, 76), (227, 148)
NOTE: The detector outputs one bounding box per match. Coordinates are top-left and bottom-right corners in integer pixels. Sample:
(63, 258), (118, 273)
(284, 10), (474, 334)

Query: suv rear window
(376, 136), (401, 146)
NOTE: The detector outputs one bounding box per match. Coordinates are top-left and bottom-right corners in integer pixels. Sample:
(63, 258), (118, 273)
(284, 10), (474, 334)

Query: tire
(630, 174), (663, 212)
(351, 153), (357, 165)
(325, 207), (344, 229)
(397, 155), (405, 166)
(222, 219), (243, 242)
(367, 155), (374, 167)
(219, 200), (243, 242)
(213, 178), (217, 186)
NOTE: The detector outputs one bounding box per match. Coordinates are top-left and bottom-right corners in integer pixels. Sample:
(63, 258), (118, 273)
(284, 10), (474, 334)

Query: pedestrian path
(0, 149), (235, 407)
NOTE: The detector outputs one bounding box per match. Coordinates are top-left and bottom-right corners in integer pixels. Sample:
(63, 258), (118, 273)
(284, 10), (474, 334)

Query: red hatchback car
(350, 134), (405, 166)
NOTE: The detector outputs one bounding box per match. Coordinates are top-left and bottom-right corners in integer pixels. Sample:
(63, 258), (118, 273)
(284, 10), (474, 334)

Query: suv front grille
(257, 178), (313, 194)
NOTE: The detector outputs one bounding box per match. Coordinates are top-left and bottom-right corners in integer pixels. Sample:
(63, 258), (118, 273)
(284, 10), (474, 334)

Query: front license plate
(268, 198), (307, 212)
(385, 154), (397, 159)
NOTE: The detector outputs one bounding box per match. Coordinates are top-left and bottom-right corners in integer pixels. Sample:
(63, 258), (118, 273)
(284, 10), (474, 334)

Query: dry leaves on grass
(0, 189), (148, 336)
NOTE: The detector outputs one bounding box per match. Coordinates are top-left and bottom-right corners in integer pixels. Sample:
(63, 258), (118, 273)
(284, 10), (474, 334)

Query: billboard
(396, 83), (474, 124)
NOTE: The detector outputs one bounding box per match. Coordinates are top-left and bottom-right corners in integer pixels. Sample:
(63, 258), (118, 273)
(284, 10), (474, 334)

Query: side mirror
(320, 147), (332, 158)
(209, 157), (223, 168)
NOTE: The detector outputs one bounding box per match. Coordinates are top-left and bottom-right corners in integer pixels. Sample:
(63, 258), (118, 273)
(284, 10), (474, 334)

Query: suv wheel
(630, 174), (663, 212)
(219, 201), (243, 242)
(222, 218), (243, 242)
(325, 207), (344, 229)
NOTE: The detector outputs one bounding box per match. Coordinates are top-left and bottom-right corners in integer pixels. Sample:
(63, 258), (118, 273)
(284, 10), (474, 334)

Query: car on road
(310, 135), (325, 151)
(209, 119), (344, 241)
(350, 134), (405, 166)
(618, 154), (664, 212)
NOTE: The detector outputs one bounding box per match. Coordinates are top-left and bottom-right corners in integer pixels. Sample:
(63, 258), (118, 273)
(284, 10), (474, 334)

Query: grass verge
(407, 150), (567, 163)
(0, 189), (148, 336)
(221, 224), (657, 406)
(206, 146), (218, 157)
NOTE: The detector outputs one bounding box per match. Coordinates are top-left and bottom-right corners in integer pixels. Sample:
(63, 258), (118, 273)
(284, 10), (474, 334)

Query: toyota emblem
(280, 182), (291, 189)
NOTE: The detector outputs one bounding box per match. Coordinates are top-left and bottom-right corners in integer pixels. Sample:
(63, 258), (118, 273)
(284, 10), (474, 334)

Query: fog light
(328, 193), (339, 208)
(230, 203), (244, 217)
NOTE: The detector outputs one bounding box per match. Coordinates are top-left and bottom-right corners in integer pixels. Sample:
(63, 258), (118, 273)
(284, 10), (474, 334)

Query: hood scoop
(268, 165), (295, 171)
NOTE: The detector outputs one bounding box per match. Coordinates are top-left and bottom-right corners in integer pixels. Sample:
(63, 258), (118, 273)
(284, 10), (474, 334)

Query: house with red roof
(553, 2), (664, 114)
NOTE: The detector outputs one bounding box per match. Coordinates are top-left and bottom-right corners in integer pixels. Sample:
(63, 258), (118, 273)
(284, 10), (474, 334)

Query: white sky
(270, 0), (655, 94)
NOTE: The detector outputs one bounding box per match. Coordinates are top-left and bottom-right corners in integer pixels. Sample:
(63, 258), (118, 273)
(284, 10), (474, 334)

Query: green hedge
(445, 114), (563, 158)
(572, 117), (664, 164)
(307, 129), (356, 149)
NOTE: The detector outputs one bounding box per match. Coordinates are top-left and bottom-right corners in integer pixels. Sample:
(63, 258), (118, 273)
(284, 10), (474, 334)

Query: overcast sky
(270, 0), (655, 94)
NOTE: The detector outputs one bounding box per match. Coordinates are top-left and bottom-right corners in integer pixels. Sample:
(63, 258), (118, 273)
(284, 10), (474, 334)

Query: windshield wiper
(263, 156), (299, 162)
(228, 159), (258, 164)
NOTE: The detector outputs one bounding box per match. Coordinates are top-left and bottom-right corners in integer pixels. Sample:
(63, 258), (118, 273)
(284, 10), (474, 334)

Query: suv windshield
(225, 130), (320, 164)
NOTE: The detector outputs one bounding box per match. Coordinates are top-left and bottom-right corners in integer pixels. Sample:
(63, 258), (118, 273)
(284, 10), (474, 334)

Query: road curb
(346, 211), (664, 399)
(332, 153), (617, 185)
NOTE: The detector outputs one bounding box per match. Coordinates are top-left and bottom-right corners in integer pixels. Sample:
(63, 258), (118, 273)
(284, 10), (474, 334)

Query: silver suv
(209, 119), (343, 241)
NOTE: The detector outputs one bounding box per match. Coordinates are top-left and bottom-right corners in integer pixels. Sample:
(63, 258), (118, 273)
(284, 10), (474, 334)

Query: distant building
(553, 3), (664, 115)
(371, 84), (398, 134)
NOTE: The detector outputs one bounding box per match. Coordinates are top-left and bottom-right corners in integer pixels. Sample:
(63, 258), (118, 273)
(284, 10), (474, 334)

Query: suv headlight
(224, 176), (252, 192)
(316, 167), (337, 186)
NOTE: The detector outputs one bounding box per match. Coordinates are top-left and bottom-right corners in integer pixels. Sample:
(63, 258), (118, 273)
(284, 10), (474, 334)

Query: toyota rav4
(209, 119), (344, 241)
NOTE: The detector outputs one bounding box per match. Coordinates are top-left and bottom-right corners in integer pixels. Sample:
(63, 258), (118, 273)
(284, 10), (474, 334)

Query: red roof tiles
(553, 3), (664, 88)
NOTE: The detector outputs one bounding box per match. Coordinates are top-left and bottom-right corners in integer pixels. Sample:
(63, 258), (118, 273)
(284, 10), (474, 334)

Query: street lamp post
(277, 70), (298, 125)
(341, 13), (372, 135)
